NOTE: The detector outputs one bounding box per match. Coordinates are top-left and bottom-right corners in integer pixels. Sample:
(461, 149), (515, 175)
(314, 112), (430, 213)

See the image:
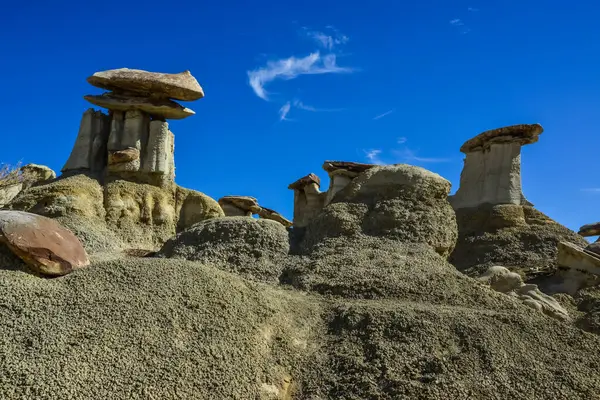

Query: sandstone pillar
(143, 120), (174, 180)
(449, 124), (543, 210)
(62, 109), (110, 173)
(288, 173), (324, 228)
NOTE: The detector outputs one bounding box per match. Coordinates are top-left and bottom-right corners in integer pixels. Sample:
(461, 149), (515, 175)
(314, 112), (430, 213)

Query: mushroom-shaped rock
(257, 206), (292, 228)
(460, 123), (544, 153)
(87, 68), (204, 101)
(218, 196), (260, 217)
(0, 210), (90, 276)
(288, 173), (325, 228)
(84, 93), (195, 120)
(450, 123), (544, 210)
(322, 161), (376, 206)
(579, 222), (600, 237)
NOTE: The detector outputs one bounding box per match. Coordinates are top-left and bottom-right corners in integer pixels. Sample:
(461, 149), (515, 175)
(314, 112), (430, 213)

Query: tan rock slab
(84, 93), (195, 120)
(322, 161), (376, 175)
(257, 207), (293, 228)
(460, 123), (543, 153)
(87, 68), (204, 101)
(0, 210), (90, 276)
(218, 196), (260, 213)
(557, 241), (600, 276)
(579, 222), (600, 237)
(108, 148), (140, 165)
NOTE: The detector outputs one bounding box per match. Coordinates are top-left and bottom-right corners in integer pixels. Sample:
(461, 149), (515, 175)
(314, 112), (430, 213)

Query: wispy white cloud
(392, 148), (450, 163)
(397, 137), (407, 144)
(365, 149), (384, 165)
(373, 109), (395, 120)
(581, 188), (600, 193)
(279, 102), (292, 121)
(302, 26), (349, 50)
(467, 7), (479, 12)
(450, 18), (464, 26)
(293, 99), (344, 112)
(247, 52), (353, 101)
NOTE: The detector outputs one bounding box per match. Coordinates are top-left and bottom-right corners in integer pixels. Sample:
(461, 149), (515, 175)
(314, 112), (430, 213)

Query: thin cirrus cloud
(247, 27), (354, 121)
(247, 52), (352, 101)
(581, 188), (600, 193)
(279, 102), (292, 121)
(373, 109), (395, 120)
(302, 26), (349, 50)
(363, 138), (450, 165)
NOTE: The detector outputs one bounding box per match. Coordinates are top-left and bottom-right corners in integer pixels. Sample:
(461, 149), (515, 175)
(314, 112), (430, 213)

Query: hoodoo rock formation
(449, 123), (542, 209)
(449, 123), (587, 279)
(4, 70), (600, 399)
(7, 68), (223, 251)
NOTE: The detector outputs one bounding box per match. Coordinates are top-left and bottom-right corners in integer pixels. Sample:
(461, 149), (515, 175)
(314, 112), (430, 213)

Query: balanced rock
(450, 123), (543, 209)
(0, 210), (89, 276)
(257, 206), (292, 228)
(288, 173), (325, 228)
(87, 68), (204, 101)
(84, 93), (195, 120)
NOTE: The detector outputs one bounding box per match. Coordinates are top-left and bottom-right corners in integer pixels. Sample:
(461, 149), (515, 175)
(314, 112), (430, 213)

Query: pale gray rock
(142, 120), (174, 181)
(84, 93), (195, 120)
(62, 109), (110, 173)
(0, 183), (22, 208)
(450, 124), (543, 210)
(218, 196), (259, 217)
(478, 266), (570, 321)
(321, 161), (376, 207)
(87, 68), (204, 101)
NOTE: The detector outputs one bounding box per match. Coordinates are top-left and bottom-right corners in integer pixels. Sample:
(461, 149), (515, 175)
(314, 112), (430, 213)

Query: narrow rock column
(450, 124), (543, 210)
(62, 109), (110, 173)
(288, 173), (324, 228)
(143, 120), (174, 185)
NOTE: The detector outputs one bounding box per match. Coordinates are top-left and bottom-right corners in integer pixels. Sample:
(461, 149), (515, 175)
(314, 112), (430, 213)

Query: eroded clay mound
(450, 204), (589, 278)
(159, 216), (290, 282)
(7, 174), (223, 252)
(300, 164), (458, 258)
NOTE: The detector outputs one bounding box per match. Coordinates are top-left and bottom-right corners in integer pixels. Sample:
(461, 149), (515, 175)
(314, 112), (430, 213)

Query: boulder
(588, 240), (600, 256)
(0, 210), (89, 276)
(84, 93), (195, 120)
(87, 68), (204, 101)
(257, 206), (292, 228)
(20, 164), (56, 188)
(0, 183), (22, 208)
(218, 195), (259, 217)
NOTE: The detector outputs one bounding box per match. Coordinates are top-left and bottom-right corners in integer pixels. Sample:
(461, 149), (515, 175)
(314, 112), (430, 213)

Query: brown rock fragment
(0, 210), (90, 276)
(579, 222), (600, 237)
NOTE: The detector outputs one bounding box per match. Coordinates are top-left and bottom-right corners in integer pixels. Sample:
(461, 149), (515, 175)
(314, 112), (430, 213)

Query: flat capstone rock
(84, 93), (195, 120)
(460, 123), (544, 153)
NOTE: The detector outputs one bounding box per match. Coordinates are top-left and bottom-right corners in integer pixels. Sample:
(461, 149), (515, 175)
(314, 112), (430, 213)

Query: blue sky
(1, 0), (599, 232)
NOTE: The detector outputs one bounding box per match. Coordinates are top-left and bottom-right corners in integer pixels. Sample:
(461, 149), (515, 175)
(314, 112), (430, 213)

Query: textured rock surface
(218, 196), (259, 216)
(84, 93), (195, 119)
(19, 164), (56, 189)
(450, 124), (543, 210)
(257, 206), (293, 228)
(62, 109), (111, 173)
(7, 174), (222, 251)
(450, 204), (588, 280)
(87, 68), (204, 101)
(0, 210), (89, 276)
(2, 162), (600, 398)
(159, 217), (289, 282)
(0, 183), (22, 208)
